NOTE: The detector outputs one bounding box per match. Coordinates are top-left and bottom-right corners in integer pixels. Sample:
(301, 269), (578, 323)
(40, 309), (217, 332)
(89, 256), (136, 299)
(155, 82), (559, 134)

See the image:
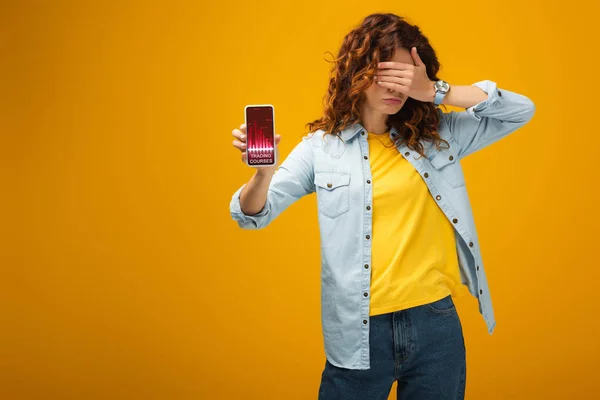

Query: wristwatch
(433, 80), (450, 106)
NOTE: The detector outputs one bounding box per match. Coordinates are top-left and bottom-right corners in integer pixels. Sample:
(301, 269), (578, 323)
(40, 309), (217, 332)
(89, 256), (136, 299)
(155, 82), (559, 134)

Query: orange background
(1, 1), (598, 399)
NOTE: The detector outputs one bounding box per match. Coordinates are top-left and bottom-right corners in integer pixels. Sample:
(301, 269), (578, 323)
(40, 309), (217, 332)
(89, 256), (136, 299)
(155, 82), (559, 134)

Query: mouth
(383, 98), (403, 105)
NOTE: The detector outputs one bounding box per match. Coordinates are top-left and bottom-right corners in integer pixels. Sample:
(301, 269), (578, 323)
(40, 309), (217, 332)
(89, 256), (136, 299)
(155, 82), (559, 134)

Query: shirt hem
(369, 290), (454, 316)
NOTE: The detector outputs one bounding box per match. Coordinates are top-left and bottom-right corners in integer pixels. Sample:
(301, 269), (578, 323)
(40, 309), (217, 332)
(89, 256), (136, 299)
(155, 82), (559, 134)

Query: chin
(381, 105), (404, 115)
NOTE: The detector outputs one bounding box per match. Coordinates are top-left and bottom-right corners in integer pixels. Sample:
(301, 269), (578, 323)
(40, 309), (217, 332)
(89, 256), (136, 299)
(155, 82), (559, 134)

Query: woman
(229, 13), (534, 400)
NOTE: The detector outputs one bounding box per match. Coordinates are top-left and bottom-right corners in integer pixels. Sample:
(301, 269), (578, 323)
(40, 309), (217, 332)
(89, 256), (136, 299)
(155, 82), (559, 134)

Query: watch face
(435, 80), (450, 93)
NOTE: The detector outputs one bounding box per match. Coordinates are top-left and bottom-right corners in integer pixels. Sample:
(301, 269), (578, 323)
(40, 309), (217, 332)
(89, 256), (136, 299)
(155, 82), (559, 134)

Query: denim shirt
(229, 80), (535, 369)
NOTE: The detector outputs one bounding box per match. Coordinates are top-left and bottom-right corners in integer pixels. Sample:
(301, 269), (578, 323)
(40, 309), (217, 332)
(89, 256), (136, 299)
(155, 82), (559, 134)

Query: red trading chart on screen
(246, 106), (275, 166)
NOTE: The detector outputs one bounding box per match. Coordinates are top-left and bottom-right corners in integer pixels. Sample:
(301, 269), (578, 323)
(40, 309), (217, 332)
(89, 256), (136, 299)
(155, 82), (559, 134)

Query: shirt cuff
(465, 80), (501, 121)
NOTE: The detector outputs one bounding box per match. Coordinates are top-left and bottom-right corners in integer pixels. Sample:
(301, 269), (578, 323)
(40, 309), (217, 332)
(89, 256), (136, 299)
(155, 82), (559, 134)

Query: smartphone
(244, 104), (276, 167)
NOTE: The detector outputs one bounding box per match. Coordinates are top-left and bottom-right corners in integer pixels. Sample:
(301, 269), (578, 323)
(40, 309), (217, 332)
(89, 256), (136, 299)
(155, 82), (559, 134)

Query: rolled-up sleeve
(229, 136), (315, 229)
(441, 80), (536, 159)
(229, 184), (271, 228)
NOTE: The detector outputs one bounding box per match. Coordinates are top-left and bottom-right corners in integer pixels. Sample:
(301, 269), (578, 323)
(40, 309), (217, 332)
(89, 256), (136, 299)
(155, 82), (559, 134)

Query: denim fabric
(318, 295), (466, 400)
(230, 80), (535, 369)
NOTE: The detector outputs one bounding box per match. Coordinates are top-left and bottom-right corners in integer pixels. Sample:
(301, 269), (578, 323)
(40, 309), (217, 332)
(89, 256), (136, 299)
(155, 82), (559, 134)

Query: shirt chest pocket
(314, 171), (351, 218)
(429, 145), (466, 188)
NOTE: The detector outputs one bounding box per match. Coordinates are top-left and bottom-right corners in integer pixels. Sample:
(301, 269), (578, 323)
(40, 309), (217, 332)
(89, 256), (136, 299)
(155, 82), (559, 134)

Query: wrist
(429, 81), (436, 102)
(256, 167), (276, 179)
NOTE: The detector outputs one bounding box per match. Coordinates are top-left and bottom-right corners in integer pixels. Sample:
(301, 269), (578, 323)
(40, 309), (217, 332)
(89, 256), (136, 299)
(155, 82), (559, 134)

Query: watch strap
(433, 90), (446, 106)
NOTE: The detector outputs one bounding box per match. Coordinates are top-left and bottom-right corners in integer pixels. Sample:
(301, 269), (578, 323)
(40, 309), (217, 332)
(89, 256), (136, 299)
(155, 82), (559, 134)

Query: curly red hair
(306, 13), (449, 157)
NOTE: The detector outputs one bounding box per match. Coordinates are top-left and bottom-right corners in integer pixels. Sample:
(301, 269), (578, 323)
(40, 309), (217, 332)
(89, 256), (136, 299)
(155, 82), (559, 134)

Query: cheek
(364, 84), (380, 102)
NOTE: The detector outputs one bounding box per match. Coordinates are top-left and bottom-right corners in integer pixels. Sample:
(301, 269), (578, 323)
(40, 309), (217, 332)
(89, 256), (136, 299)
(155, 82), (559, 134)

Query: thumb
(411, 47), (425, 67)
(274, 134), (282, 145)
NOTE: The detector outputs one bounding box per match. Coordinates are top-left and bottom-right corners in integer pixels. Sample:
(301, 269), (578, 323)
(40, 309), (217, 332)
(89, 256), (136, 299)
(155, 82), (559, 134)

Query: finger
(274, 134), (281, 145)
(410, 47), (424, 67)
(375, 72), (412, 87)
(376, 81), (409, 94)
(240, 123), (247, 134)
(378, 61), (411, 71)
(376, 76), (411, 87)
(232, 139), (246, 151)
(375, 69), (414, 77)
(241, 151), (247, 163)
(232, 128), (246, 142)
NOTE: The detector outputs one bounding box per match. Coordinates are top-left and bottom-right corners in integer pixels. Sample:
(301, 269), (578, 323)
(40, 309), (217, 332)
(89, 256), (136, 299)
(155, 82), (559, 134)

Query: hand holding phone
(231, 125), (281, 172)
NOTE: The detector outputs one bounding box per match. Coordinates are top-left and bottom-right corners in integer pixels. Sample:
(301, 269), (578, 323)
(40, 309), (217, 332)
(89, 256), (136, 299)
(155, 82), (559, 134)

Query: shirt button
(363, 319), (368, 324)
(363, 292), (368, 297)
(480, 289), (483, 294)
(366, 235), (370, 240)
(366, 180), (371, 184)
(449, 155), (454, 161)
(424, 173), (429, 178)
(436, 195), (442, 201)
(404, 152), (410, 157)
(452, 218), (458, 223)
(361, 131), (365, 135)
(469, 242), (474, 247)
(476, 265), (480, 271)
(366, 206), (371, 210)
(364, 156), (368, 160)
(364, 264), (369, 269)
(327, 183), (332, 188)
(498, 91), (502, 97)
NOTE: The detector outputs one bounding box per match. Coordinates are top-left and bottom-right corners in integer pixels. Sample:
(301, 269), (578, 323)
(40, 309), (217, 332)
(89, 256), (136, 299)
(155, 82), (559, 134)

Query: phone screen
(245, 105), (275, 166)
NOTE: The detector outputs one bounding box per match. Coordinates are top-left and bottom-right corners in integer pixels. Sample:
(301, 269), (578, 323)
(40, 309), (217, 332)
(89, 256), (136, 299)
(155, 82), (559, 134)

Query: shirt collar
(339, 123), (400, 141)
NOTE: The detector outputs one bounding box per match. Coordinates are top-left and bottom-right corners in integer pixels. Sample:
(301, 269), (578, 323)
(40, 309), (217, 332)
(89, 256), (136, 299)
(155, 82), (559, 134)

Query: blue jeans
(318, 295), (466, 400)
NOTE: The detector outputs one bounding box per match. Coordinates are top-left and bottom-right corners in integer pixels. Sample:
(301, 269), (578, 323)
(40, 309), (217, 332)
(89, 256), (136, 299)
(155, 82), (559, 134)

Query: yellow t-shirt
(367, 131), (466, 316)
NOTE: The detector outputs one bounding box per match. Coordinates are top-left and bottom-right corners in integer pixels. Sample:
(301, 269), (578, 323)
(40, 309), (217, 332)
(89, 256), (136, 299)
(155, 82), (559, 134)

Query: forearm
(438, 84), (489, 109)
(239, 169), (275, 216)
(439, 80), (535, 158)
